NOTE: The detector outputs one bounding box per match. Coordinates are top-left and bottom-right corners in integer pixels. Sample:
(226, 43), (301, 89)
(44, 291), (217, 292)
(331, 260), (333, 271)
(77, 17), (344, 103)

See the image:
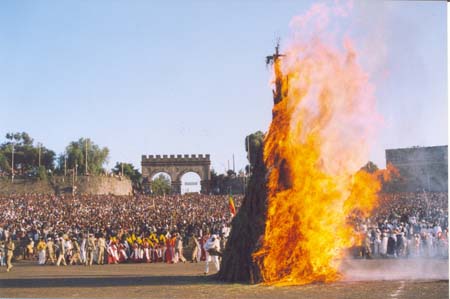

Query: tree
(151, 174), (171, 195)
(227, 169), (236, 177)
(111, 162), (142, 190)
(361, 161), (379, 174)
(210, 169), (220, 193)
(0, 151), (9, 172)
(6, 132), (33, 146)
(37, 166), (47, 180)
(0, 132), (55, 175)
(219, 130), (267, 282)
(64, 138), (109, 176)
(245, 131), (265, 174)
(210, 168), (246, 195)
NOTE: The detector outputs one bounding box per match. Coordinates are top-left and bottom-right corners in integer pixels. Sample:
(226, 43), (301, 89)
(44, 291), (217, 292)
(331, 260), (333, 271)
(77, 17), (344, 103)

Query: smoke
(341, 259), (449, 281)
(284, 0), (382, 177)
(288, 0), (391, 167)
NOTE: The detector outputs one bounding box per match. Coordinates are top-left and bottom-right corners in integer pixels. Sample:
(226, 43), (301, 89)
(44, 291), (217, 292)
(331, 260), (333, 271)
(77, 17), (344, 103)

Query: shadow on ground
(0, 275), (222, 288)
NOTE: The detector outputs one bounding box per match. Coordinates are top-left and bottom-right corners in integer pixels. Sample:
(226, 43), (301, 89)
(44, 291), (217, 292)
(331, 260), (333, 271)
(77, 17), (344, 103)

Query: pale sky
(0, 0), (447, 187)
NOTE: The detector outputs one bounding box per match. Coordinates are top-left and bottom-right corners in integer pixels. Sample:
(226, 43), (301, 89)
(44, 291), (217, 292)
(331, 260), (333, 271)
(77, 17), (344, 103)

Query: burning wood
(220, 2), (394, 286)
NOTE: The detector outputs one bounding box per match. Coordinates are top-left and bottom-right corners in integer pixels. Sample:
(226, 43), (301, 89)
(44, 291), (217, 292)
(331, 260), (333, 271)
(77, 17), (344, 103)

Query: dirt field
(0, 259), (448, 299)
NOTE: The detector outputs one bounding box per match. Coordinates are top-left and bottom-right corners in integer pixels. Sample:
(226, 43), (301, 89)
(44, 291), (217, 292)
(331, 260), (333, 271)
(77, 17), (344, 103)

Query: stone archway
(141, 154), (211, 194)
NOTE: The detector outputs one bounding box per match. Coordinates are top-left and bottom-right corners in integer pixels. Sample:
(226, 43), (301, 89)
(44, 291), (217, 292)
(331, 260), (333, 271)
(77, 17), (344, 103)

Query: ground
(0, 259), (448, 299)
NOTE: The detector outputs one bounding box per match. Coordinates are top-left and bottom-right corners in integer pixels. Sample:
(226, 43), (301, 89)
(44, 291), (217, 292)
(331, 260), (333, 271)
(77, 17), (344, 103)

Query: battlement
(386, 145), (448, 165)
(385, 145), (448, 192)
(141, 154), (211, 163)
(141, 153), (211, 194)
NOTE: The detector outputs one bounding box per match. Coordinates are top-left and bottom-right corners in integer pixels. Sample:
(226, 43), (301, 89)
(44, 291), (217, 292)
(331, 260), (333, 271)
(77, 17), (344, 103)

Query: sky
(0, 0), (447, 184)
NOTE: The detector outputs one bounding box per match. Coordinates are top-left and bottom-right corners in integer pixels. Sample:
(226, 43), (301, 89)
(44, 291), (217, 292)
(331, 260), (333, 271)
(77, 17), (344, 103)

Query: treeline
(0, 132), (55, 179)
(0, 132), (141, 183)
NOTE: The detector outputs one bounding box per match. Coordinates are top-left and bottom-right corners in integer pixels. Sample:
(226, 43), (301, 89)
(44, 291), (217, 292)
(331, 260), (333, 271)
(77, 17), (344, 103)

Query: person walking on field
(0, 240), (5, 266)
(174, 233), (186, 263)
(97, 235), (106, 265)
(204, 234), (221, 275)
(6, 238), (15, 272)
(25, 238), (34, 260)
(190, 234), (200, 263)
(70, 238), (82, 265)
(80, 234), (87, 264)
(46, 237), (56, 265)
(86, 234), (96, 266)
(56, 237), (67, 266)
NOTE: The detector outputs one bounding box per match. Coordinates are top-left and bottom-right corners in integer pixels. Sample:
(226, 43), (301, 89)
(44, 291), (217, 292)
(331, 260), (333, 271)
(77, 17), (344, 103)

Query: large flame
(254, 3), (383, 286)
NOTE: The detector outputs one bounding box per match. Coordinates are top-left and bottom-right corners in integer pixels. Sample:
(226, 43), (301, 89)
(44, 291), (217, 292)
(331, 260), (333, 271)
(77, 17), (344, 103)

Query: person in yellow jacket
(36, 238), (47, 265)
(159, 234), (166, 243)
(159, 234), (167, 262)
(26, 238), (34, 260)
(149, 233), (158, 243)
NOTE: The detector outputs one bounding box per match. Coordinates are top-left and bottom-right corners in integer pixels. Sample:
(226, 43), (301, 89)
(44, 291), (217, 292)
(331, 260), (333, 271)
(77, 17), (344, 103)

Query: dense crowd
(0, 194), (241, 270)
(0, 191), (448, 271)
(356, 192), (448, 259)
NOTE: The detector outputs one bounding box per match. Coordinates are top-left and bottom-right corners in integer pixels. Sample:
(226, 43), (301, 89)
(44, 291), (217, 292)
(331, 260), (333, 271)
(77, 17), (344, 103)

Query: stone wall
(0, 178), (54, 195)
(0, 176), (132, 196)
(75, 176), (132, 195)
(386, 145), (448, 192)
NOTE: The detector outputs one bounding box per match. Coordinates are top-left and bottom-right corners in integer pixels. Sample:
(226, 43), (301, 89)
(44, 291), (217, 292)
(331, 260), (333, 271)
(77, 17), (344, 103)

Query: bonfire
(220, 1), (394, 286)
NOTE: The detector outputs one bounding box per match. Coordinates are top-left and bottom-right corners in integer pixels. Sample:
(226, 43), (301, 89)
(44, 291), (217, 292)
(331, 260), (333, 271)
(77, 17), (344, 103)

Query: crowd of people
(0, 193), (240, 272)
(356, 192), (448, 259)
(0, 191), (448, 272)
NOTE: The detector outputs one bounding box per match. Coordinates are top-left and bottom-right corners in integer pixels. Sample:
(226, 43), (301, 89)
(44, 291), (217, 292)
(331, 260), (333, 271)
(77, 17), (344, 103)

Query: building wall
(385, 145), (448, 192)
(72, 176), (132, 195)
(0, 176), (132, 196)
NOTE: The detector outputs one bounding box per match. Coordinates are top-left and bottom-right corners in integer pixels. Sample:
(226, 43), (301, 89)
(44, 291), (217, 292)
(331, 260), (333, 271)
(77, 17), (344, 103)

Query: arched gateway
(141, 154), (211, 194)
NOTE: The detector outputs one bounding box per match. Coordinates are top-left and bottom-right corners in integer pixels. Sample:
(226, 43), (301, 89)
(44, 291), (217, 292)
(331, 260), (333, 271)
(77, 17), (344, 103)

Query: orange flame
(254, 3), (383, 286)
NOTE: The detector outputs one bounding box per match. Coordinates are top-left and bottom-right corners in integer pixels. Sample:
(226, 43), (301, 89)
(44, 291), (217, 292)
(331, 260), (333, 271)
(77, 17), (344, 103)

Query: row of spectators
(0, 193), (241, 240)
(0, 193), (240, 265)
(0, 230), (222, 267)
(356, 192), (448, 259)
(0, 191), (447, 265)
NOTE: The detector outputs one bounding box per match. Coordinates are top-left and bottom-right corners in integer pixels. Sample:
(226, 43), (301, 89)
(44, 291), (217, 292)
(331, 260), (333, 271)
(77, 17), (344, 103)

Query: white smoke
(341, 258), (449, 281)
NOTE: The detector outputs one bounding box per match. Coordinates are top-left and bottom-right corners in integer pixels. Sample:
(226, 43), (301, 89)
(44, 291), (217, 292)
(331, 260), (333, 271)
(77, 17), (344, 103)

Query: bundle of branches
(218, 132), (267, 283)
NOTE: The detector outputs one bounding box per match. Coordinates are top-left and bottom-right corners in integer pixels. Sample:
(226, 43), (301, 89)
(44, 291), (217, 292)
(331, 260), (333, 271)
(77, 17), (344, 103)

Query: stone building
(141, 154), (211, 194)
(385, 145), (448, 192)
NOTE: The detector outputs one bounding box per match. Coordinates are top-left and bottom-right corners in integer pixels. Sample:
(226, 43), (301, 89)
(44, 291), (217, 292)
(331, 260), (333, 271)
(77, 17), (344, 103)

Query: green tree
(0, 132), (55, 175)
(227, 169), (236, 177)
(245, 131), (265, 174)
(210, 168), (244, 195)
(37, 166), (47, 180)
(111, 162), (142, 190)
(6, 132), (33, 146)
(55, 154), (65, 175)
(361, 161), (379, 174)
(151, 174), (171, 195)
(0, 151), (9, 172)
(65, 138), (109, 175)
